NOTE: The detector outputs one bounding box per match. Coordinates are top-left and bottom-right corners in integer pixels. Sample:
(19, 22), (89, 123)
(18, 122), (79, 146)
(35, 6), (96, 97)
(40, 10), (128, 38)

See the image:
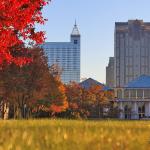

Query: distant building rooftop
(71, 21), (80, 36)
(80, 78), (111, 91)
(125, 75), (150, 88)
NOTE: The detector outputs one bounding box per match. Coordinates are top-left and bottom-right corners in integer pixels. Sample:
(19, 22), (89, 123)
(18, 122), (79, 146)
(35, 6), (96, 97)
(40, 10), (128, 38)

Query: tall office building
(110, 20), (150, 119)
(115, 20), (150, 87)
(106, 57), (114, 88)
(40, 23), (80, 84)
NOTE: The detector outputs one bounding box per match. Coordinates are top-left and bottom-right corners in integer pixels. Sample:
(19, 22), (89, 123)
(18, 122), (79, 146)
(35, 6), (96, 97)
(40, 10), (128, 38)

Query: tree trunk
(3, 102), (9, 120)
(14, 105), (22, 119)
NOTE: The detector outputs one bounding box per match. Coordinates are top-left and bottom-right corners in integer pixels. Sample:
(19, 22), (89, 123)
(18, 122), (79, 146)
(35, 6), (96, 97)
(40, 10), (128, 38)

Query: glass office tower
(40, 23), (80, 84)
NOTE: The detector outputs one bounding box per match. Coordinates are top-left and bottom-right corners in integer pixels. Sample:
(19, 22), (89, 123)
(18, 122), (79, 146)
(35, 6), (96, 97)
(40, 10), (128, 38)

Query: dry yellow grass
(0, 119), (150, 150)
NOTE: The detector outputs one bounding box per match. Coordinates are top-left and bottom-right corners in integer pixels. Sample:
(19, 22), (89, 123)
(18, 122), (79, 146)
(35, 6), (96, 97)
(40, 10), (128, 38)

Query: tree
(32, 64), (68, 118)
(65, 82), (83, 118)
(0, 47), (68, 119)
(65, 83), (114, 119)
(0, 0), (49, 66)
(88, 85), (113, 118)
(0, 47), (48, 118)
(64, 82), (91, 119)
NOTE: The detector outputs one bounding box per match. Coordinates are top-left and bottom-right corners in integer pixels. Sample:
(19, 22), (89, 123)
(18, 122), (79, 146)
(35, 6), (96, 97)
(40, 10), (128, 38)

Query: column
(129, 90), (131, 99)
(122, 89), (124, 99)
(136, 90), (138, 99)
(148, 102), (150, 117)
(119, 102), (124, 119)
(132, 102), (138, 119)
(143, 90), (145, 99)
(115, 89), (117, 98)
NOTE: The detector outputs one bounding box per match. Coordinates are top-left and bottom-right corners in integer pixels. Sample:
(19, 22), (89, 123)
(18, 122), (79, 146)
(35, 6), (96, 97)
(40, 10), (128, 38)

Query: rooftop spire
(75, 19), (77, 26)
(71, 20), (80, 36)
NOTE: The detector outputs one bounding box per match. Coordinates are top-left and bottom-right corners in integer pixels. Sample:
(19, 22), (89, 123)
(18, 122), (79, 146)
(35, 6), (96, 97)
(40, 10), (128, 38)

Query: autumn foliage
(32, 72), (68, 117)
(0, 0), (49, 66)
(0, 0), (115, 119)
(0, 47), (68, 119)
(64, 82), (114, 119)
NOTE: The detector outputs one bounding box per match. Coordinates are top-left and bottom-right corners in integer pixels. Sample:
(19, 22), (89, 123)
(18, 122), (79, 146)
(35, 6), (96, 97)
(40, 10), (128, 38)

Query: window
(74, 40), (78, 44)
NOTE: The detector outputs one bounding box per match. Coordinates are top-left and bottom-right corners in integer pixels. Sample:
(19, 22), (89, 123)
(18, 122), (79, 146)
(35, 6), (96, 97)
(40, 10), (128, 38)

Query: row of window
(117, 89), (150, 99)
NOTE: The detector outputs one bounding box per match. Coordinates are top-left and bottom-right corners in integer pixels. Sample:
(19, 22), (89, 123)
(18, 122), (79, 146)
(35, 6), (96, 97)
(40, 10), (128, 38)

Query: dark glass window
(74, 40), (78, 44)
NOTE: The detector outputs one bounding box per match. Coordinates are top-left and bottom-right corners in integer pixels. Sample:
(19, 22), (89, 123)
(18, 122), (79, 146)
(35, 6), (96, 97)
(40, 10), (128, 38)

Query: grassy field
(0, 119), (150, 150)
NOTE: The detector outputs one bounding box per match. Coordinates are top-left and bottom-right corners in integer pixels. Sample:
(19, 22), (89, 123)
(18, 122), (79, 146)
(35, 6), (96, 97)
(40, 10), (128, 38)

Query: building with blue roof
(116, 75), (150, 119)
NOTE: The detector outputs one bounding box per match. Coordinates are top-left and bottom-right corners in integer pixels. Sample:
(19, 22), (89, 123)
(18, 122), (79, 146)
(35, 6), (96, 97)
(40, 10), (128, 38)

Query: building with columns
(40, 22), (80, 84)
(116, 75), (150, 119)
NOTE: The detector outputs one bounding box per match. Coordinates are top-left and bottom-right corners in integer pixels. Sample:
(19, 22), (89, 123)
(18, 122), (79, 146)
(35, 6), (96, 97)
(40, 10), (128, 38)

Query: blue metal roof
(80, 78), (112, 91)
(125, 75), (150, 88)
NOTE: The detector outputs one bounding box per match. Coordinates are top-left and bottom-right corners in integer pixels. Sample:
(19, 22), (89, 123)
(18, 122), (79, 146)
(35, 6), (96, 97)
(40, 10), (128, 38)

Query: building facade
(40, 23), (80, 84)
(106, 57), (114, 88)
(115, 20), (150, 88)
(116, 75), (150, 119)
(106, 19), (150, 119)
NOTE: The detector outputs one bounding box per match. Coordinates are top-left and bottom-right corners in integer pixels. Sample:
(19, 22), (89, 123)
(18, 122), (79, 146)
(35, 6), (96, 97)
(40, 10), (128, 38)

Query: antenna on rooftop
(75, 19), (77, 26)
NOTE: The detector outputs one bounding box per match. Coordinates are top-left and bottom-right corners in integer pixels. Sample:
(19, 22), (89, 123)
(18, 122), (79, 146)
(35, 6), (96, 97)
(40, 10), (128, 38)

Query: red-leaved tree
(0, 0), (49, 66)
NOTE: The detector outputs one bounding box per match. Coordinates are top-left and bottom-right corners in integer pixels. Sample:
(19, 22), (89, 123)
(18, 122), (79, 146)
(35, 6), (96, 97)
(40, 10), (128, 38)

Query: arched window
(138, 105), (145, 119)
(124, 105), (131, 119)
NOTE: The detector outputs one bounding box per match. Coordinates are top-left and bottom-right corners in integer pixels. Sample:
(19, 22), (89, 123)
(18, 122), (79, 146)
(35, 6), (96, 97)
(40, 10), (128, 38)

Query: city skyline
(36, 0), (150, 83)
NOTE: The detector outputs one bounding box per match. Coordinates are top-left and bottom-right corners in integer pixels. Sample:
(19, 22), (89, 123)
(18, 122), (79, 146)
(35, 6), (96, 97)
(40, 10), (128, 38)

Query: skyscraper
(114, 20), (150, 87)
(40, 23), (80, 84)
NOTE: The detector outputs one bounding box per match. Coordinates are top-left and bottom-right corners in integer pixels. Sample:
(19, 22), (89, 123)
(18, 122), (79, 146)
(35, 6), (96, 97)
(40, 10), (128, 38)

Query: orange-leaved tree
(88, 85), (113, 118)
(65, 82), (91, 119)
(0, 47), (68, 119)
(32, 64), (68, 117)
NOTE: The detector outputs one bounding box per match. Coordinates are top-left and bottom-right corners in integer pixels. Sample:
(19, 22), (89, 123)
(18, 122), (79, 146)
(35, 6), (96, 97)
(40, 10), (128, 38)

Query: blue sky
(36, 0), (150, 83)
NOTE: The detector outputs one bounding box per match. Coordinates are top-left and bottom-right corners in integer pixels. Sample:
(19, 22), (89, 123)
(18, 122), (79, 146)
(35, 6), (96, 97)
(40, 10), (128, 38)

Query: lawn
(0, 119), (150, 150)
